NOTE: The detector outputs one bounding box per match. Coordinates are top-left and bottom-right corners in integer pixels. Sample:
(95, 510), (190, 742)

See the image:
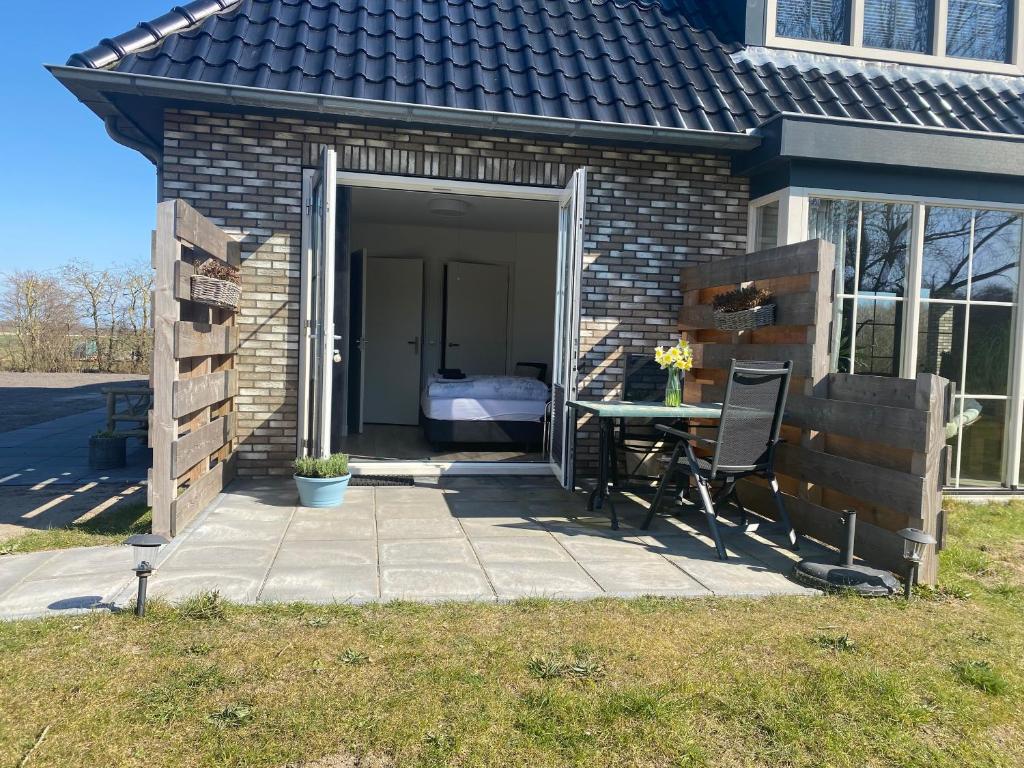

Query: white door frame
(549, 168), (587, 487)
(321, 169), (575, 476)
(297, 147), (337, 458)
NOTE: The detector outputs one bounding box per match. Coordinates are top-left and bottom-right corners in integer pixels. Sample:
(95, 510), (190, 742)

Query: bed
(421, 374), (550, 449)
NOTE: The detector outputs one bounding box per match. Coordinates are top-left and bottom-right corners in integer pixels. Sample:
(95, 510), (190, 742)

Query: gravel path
(0, 373), (147, 432)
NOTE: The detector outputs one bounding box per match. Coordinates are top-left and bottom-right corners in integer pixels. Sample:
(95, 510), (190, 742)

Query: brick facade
(161, 109), (750, 476)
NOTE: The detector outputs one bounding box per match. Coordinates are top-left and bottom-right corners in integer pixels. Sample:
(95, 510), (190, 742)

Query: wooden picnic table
(568, 400), (723, 529)
(102, 385), (153, 438)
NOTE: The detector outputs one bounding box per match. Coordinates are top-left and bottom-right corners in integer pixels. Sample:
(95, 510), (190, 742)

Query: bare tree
(0, 271), (77, 371)
(119, 260), (154, 372)
(63, 260), (125, 372)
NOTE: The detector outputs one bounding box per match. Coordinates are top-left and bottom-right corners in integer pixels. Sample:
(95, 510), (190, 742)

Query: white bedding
(426, 374), (549, 401)
(421, 395), (547, 422)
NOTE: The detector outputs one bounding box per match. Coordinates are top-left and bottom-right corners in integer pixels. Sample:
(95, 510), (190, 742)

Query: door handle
(447, 342), (460, 348)
(408, 336), (420, 355)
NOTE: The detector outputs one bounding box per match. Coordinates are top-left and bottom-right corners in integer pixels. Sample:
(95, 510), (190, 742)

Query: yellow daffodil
(654, 338), (693, 372)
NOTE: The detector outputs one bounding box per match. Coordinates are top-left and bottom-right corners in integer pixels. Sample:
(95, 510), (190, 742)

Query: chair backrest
(711, 360), (792, 476)
(623, 353), (665, 402)
(514, 362), (547, 382)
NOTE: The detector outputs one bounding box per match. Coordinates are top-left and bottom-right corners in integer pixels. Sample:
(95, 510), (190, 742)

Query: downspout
(104, 114), (164, 209)
(104, 115), (161, 165)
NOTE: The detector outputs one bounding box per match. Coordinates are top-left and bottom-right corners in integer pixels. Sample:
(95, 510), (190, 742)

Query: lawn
(0, 503), (151, 555)
(0, 501), (1021, 768)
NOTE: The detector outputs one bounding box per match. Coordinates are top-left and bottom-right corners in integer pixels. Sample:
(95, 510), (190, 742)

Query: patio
(0, 477), (821, 618)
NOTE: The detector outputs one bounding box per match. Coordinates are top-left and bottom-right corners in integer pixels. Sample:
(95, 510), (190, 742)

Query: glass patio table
(567, 400), (723, 529)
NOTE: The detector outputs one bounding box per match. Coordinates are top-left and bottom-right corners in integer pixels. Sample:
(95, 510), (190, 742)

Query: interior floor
(339, 424), (545, 463)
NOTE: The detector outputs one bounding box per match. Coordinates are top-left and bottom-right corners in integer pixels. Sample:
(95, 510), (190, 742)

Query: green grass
(0, 503), (151, 555)
(0, 501), (1022, 767)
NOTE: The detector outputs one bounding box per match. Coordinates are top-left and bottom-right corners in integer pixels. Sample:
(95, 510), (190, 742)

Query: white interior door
(364, 257), (424, 425)
(297, 147), (337, 457)
(549, 168), (586, 488)
(444, 261), (510, 374)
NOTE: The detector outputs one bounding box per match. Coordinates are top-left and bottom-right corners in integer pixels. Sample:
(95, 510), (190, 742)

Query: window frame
(748, 188), (1024, 489)
(763, 0), (1024, 75)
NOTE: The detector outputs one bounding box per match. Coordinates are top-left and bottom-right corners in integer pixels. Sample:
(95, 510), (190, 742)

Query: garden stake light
(125, 533), (168, 616)
(898, 527), (936, 601)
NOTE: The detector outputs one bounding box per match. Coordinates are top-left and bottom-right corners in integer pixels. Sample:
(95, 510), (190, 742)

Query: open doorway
(341, 187), (558, 462)
(298, 155), (585, 481)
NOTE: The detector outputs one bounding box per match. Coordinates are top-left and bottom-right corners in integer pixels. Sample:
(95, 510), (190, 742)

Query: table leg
(593, 417), (618, 529)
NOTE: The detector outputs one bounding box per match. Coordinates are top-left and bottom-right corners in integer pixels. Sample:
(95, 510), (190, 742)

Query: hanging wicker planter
(713, 304), (775, 331)
(711, 284), (775, 332)
(190, 259), (241, 310)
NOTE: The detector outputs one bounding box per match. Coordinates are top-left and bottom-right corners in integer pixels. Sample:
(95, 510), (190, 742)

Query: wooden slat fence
(149, 200), (241, 537)
(680, 240), (952, 583)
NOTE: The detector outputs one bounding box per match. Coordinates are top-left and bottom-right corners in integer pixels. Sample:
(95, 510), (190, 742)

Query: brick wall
(161, 109), (750, 476)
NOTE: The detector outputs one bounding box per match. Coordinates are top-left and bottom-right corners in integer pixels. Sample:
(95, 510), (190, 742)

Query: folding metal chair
(642, 360), (797, 560)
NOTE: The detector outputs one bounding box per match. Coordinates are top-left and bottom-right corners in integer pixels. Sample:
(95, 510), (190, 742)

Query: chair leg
(643, 442), (682, 529)
(769, 474), (798, 550)
(695, 478), (728, 560)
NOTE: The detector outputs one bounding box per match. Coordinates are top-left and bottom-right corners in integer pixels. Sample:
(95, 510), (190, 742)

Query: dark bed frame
(421, 413), (544, 451)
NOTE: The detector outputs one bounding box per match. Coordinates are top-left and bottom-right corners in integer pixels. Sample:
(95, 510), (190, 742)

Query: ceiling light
(428, 197), (472, 217)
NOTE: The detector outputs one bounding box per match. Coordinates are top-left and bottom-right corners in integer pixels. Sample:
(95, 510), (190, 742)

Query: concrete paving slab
(484, 561), (602, 600)
(28, 546), (129, 579)
(374, 488), (451, 505)
(583, 559), (711, 596)
(259, 565), (378, 604)
(285, 513), (376, 542)
(160, 542), (280, 571)
(380, 564), (493, 601)
(552, 533), (666, 563)
(379, 538), (478, 566)
(147, 566), (267, 604)
(187, 518), (290, 544)
(274, 539), (378, 568)
(206, 504), (295, 524)
(471, 536), (573, 565)
(656, 536), (814, 596)
(376, 516), (464, 540)
(0, 552), (58, 596)
(0, 571), (132, 619)
(374, 500), (455, 519)
(458, 516), (549, 538)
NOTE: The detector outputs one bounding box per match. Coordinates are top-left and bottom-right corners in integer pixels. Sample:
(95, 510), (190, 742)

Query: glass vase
(664, 368), (682, 407)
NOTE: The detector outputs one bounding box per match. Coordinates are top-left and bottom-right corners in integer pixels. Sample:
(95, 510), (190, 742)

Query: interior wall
(349, 218), (557, 387)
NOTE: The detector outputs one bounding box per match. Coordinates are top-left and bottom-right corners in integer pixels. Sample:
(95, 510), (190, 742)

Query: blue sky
(0, 1), (175, 273)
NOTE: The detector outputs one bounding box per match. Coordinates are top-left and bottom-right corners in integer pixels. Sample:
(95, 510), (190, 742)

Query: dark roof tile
(68, 0), (1024, 137)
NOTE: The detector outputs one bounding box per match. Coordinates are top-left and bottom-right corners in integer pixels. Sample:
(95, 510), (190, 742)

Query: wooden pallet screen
(149, 200), (241, 538)
(680, 239), (952, 584)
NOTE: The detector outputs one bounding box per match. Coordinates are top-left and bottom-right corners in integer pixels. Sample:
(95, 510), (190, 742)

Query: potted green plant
(89, 430), (127, 470)
(293, 452), (351, 507)
(712, 285), (775, 331)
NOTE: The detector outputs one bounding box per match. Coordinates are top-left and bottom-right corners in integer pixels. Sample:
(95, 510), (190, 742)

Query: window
(947, 0), (1013, 62)
(863, 0), (934, 52)
(802, 194), (1024, 488)
(754, 202), (781, 251)
(770, 0), (1019, 69)
(811, 198), (912, 376)
(776, 0), (851, 43)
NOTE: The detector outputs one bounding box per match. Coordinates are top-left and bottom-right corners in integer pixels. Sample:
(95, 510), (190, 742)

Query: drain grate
(350, 475), (416, 487)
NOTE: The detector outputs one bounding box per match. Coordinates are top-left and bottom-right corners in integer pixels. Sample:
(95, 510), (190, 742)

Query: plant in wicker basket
(712, 285), (775, 331)
(191, 259), (242, 310)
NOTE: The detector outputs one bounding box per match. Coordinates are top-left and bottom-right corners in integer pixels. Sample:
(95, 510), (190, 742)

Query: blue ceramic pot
(293, 473), (351, 508)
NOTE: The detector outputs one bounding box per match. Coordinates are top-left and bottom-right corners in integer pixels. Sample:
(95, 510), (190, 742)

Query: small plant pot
(294, 473), (352, 508)
(89, 435), (127, 470)
(712, 304), (775, 331)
